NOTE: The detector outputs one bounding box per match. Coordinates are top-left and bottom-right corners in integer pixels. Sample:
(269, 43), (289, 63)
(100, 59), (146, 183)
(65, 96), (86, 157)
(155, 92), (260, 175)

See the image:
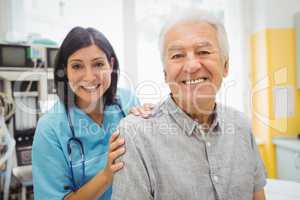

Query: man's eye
(197, 51), (211, 55)
(171, 54), (184, 59)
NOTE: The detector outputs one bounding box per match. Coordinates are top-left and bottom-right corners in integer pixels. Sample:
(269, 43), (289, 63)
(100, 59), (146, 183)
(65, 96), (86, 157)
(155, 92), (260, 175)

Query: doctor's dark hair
(54, 26), (119, 107)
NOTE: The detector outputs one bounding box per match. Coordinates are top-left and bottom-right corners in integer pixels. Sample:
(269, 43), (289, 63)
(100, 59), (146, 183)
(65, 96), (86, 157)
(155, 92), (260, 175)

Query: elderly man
(112, 9), (266, 200)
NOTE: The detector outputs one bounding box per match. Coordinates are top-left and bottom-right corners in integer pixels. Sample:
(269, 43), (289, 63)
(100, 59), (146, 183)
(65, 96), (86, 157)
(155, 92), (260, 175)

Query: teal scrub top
(32, 88), (140, 200)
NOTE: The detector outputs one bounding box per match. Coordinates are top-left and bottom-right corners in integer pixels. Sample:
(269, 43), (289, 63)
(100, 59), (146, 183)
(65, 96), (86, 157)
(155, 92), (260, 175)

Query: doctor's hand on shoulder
(130, 103), (155, 118)
(104, 103), (155, 181)
(103, 129), (125, 184)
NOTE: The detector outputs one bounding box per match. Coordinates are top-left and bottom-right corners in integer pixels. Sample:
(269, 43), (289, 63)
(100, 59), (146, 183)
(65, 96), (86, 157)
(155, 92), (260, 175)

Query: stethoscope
(64, 100), (125, 191)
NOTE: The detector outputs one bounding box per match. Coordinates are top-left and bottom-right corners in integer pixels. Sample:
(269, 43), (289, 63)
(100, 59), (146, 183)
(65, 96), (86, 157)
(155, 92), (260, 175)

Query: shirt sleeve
(250, 133), (267, 192)
(32, 116), (73, 200)
(111, 118), (153, 200)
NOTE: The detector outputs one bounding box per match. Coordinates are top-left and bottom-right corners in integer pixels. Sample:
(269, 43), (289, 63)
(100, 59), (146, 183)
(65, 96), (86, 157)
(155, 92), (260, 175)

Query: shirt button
(213, 175), (218, 182)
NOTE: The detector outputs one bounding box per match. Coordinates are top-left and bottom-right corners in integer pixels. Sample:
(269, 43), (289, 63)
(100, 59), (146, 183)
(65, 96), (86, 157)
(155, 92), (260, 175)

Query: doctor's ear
(110, 57), (115, 67)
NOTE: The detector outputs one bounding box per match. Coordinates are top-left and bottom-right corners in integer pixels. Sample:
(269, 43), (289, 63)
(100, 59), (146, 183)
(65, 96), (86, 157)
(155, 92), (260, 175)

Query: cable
(0, 92), (15, 122)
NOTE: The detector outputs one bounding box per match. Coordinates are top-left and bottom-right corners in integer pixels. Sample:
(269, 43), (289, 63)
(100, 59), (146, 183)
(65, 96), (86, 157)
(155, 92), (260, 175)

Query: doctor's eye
(71, 63), (83, 70)
(94, 62), (105, 68)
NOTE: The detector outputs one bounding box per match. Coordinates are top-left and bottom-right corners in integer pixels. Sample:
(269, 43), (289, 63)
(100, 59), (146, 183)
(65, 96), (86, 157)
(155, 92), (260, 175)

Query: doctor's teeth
(84, 86), (97, 89)
(81, 85), (99, 91)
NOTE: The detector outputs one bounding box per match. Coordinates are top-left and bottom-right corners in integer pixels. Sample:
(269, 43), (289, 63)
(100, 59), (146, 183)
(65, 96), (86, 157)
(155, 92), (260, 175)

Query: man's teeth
(184, 78), (206, 85)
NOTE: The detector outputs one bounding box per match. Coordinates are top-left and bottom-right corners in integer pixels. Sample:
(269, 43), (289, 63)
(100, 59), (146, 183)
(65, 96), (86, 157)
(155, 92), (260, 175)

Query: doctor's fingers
(143, 103), (155, 110)
(110, 161), (124, 172)
(108, 147), (126, 164)
(109, 137), (125, 152)
(130, 107), (152, 118)
(109, 129), (120, 144)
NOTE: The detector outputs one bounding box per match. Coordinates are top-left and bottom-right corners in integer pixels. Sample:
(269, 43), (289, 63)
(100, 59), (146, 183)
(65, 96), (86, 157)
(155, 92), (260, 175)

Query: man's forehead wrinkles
(166, 40), (214, 52)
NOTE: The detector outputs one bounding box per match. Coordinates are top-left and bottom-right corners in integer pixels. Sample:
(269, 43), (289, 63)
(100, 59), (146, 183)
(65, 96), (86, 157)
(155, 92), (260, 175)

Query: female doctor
(32, 27), (151, 200)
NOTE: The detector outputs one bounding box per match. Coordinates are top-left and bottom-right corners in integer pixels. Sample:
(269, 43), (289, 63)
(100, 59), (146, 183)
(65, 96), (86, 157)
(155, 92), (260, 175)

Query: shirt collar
(163, 95), (219, 136)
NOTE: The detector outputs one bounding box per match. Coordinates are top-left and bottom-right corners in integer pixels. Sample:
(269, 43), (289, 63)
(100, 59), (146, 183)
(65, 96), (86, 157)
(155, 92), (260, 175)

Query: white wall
(0, 0), (27, 42)
(252, 0), (300, 32)
(0, 0), (11, 41)
(219, 0), (253, 114)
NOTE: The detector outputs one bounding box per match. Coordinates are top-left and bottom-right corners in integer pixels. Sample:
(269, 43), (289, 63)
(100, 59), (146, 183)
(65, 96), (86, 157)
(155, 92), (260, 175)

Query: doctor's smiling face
(54, 27), (119, 111)
(163, 21), (229, 114)
(67, 44), (113, 108)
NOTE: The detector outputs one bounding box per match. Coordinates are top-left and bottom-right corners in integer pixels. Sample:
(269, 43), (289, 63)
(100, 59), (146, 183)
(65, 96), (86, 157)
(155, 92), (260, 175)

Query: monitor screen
(47, 48), (58, 68)
(1, 46), (27, 67)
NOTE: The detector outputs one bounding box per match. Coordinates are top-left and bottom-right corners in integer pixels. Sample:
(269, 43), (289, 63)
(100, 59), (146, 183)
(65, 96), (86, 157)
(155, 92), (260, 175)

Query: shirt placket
(203, 132), (224, 200)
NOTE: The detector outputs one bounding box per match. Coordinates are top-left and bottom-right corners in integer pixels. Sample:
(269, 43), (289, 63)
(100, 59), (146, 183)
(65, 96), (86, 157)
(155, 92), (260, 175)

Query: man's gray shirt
(112, 97), (267, 200)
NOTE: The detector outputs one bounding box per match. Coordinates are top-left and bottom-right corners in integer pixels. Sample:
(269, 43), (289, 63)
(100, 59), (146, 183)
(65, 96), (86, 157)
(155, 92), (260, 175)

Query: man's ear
(223, 58), (229, 77)
(163, 70), (167, 82)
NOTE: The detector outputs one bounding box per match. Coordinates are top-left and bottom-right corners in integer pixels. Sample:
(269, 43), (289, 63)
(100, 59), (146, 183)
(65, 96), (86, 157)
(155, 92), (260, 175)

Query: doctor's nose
(83, 67), (97, 82)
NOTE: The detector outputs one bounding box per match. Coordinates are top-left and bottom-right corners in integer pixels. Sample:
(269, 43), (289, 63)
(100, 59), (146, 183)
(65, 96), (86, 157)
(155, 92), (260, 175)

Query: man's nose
(183, 53), (202, 73)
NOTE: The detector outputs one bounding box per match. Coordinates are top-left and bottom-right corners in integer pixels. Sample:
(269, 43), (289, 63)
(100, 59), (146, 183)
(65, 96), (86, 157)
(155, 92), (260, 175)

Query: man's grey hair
(159, 9), (229, 63)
